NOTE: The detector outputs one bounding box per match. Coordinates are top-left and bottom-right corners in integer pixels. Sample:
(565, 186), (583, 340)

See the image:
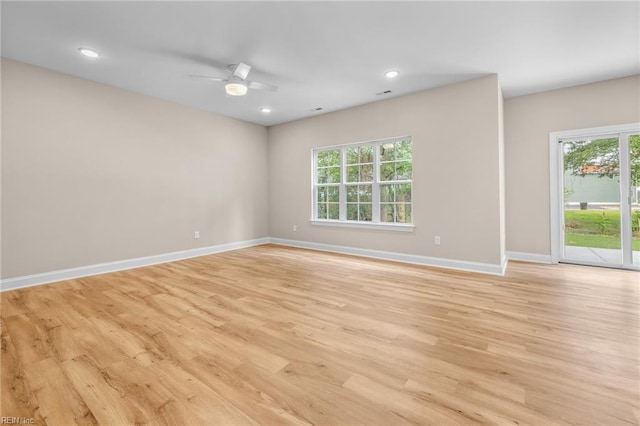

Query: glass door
(558, 129), (639, 270)
(562, 136), (622, 266)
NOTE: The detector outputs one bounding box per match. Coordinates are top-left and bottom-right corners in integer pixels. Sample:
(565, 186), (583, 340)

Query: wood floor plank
(1, 244), (638, 425)
(24, 357), (95, 425)
(0, 318), (46, 424)
(234, 362), (405, 426)
(180, 354), (311, 425)
(343, 372), (470, 425)
(3, 314), (54, 368)
(145, 360), (259, 425)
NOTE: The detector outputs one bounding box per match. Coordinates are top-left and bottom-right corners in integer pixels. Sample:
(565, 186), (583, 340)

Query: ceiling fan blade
(233, 62), (252, 80)
(189, 74), (227, 82)
(248, 80), (278, 92)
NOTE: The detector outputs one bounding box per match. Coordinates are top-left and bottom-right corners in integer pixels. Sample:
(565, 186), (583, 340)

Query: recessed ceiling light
(385, 70), (399, 79)
(78, 47), (101, 59)
(261, 107), (271, 113)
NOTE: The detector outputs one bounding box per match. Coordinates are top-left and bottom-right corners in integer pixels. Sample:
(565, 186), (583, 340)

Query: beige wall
(268, 75), (505, 266)
(12, 57), (630, 277)
(1, 59), (269, 278)
(504, 75), (640, 255)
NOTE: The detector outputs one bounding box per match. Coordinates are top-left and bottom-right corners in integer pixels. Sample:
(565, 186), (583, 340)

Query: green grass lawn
(565, 209), (621, 231)
(565, 209), (640, 250)
(565, 233), (640, 250)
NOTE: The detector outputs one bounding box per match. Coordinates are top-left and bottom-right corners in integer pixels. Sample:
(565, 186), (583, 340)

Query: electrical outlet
(194, 231), (200, 239)
(434, 236), (441, 245)
(293, 225), (297, 232)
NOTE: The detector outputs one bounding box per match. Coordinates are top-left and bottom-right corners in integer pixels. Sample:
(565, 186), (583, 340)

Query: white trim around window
(311, 136), (414, 231)
(309, 219), (415, 232)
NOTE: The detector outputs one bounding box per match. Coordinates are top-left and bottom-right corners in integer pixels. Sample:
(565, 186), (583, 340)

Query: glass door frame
(550, 123), (640, 270)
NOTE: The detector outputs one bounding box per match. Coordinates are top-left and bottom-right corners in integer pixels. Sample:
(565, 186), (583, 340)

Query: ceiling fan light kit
(78, 47), (101, 58)
(225, 82), (248, 96)
(191, 62), (278, 98)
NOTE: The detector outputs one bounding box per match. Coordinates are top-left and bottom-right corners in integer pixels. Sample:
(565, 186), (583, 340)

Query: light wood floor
(1, 244), (638, 425)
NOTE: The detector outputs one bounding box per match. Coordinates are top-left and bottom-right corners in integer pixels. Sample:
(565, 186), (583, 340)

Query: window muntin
(313, 137), (412, 225)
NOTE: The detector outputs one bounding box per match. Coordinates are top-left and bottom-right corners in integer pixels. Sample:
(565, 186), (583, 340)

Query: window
(312, 137), (413, 228)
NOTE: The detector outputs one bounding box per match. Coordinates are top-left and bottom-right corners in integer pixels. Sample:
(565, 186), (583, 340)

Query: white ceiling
(2, 1), (639, 126)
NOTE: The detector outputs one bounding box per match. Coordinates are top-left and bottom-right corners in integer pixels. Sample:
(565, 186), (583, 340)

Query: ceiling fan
(190, 62), (278, 97)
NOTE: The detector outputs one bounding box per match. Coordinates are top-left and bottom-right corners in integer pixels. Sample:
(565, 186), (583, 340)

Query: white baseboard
(0, 238), (270, 292)
(270, 238), (507, 276)
(500, 254), (509, 275)
(506, 251), (553, 264)
(1, 236), (519, 293)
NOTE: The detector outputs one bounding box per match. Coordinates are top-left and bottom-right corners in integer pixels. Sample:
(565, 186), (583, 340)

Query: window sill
(309, 220), (415, 232)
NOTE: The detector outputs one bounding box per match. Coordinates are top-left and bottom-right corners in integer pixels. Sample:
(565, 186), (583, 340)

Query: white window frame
(311, 136), (415, 232)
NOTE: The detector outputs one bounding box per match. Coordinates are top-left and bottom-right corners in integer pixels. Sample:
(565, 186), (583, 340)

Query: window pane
(346, 147), (359, 165)
(328, 203), (339, 219)
(396, 140), (412, 160)
(380, 162), (394, 181)
(317, 168), (327, 184)
(359, 185), (372, 202)
(346, 185), (358, 202)
(327, 166), (341, 183)
(317, 151), (329, 167)
(347, 203), (358, 220)
(317, 149), (340, 167)
(317, 203), (327, 219)
(327, 149), (340, 166)
(396, 203), (412, 223)
(327, 186), (339, 202)
(380, 203), (394, 222)
(347, 165), (359, 182)
(360, 164), (373, 182)
(396, 183), (411, 202)
(359, 145), (374, 163)
(380, 184), (411, 204)
(359, 203), (372, 221)
(378, 202), (413, 223)
(380, 184), (394, 202)
(318, 166), (342, 184)
(381, 161), (412, 181)
(380, 142), (395, 162)
(396, 161), (412, 180)
(317, 186), (327, 202)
